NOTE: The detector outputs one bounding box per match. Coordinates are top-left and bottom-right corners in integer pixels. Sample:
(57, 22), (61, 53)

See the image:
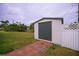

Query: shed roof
(33, 17), (63, 24)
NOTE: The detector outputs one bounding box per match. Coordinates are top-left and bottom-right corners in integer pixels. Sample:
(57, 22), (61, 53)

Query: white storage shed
(34, 17), (79, 51)
(34, 17), (63, 45)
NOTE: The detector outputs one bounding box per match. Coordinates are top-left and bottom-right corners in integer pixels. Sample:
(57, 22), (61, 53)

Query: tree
(29, 23), (34, 32)
(0, 20), (9, 24)
(17, 24), (27, 32)
(6, 23), (27, 32)
(0, 20), (9, 30)
(0, 20), (27, 32)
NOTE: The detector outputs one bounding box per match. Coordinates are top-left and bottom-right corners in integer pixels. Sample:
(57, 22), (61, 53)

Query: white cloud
(0, 3), (78, 25)
(4, 5), (26, 24)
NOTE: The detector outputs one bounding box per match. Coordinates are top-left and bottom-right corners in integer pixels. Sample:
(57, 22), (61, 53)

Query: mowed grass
(0, 31), (35, 54)
(44, 44), (79, 56)
(0, 31), (79, 56)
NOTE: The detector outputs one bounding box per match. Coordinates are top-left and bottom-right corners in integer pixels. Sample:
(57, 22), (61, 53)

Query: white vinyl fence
(62, 29), (79, 51)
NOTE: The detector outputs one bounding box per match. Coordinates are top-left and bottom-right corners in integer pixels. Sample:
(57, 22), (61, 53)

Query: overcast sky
(0, 3), (78, 25)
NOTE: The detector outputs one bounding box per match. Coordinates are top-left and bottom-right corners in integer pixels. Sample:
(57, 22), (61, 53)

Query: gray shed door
(39, 21), (52, 41)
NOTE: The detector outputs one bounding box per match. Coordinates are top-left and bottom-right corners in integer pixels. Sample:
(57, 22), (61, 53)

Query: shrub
(0, 20), (27, 32)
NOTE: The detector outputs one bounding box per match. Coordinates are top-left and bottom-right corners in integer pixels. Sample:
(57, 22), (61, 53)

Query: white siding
(34, 18), (79, 51)
(62, 30), (79, 51)
(34, 19), (62, 43)
(34, 23), (39, 39)
(51, 20), (63, 45)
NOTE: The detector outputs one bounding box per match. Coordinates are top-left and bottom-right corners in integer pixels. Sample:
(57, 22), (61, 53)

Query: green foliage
(17, 24), (27, 32)
(7, 24), (18, 31)
(29, 23), (34, 32)
(5, 23), (27, 32)
(0, 20), (27, 32)
(0, 20), (9, 31)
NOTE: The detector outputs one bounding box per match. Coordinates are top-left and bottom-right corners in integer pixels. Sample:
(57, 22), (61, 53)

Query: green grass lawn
(44, 44), (79, 56)
(0, 31), (79, 55)
(0, 31), (35, 54)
